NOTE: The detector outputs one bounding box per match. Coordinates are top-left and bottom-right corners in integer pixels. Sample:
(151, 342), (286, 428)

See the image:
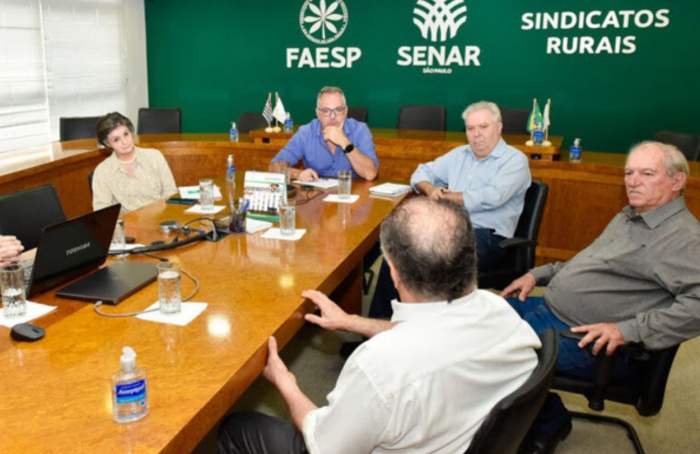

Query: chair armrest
(560, 330), (648, 360)
(498, 237), (536, 249)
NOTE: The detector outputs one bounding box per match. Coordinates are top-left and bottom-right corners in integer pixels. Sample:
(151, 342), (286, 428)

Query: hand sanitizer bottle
(284, 112), (293, 133)
(533, 123), (544, 146)
(569, 138), (582, 163)
(229, 122), (239, 142)
(112, 346), (149, 423)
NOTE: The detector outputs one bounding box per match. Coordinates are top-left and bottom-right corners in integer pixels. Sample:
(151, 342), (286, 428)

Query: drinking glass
(338, 170), (352, 199)
(279, 200), (296, 236)
(1, 265), (27, 318)
(199, 178), (214, 211)
(158, 261), (181, 315)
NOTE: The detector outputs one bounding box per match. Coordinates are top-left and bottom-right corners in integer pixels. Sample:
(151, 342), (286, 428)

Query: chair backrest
(237, 112), (269, 134)
(137, 108), (182, 135)
(347, 106), (368, 123)
(0, 184), (66, 250)
(59, 116), (101, 142)
(398, 105), (446, 131)
(500, 108), (531, 135)
(652, 130), (700, 161)
(465, 328), (559, 454)
(513, 180), (549, 272)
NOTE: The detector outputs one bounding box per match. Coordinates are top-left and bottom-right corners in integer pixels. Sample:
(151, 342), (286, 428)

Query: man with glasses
(269, 86), (379, 181)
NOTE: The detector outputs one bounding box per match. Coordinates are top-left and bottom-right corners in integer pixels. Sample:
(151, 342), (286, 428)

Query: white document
(323, 194), (360, 204)
(292, 178), (339, 189)
(261, 228), (307, 241)
(136, 302), (208, 326)
(184, 204), (226, 214)
(178, 186), (223, 200)
(369, 183), (412, 197)
(0, 301), (56, 328)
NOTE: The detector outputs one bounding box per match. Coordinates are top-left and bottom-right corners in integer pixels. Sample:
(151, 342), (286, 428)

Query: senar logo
(397, 0), (480, 72)
(413, 0), (468, 42)
(300, 0), (349, 45)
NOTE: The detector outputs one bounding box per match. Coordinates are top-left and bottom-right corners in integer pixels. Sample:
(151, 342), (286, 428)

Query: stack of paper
(369, 183), (412, 197)
(292, 178), (338, 189)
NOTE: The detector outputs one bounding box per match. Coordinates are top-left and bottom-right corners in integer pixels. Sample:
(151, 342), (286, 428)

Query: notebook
(27, 204), (157, 304)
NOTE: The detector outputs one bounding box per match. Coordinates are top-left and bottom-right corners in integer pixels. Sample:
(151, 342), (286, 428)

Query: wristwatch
(343, 143), (355, 154)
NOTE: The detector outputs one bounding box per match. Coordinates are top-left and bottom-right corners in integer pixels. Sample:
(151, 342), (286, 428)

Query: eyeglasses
(316, 106), (347, 117)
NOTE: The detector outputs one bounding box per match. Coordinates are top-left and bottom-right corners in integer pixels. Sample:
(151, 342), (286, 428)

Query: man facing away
(501, 141), (700, 453)
(269, 86), (379, 182)
(369, 100), (531, 320)
(218, 197), (540, 453)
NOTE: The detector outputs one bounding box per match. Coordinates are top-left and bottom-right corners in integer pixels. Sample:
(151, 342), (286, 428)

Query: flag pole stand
(265, 126), (274, 133)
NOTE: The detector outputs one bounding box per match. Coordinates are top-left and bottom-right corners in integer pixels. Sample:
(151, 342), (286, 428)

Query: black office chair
(652, 130), (700, 161)
(465, 328), (559, 454)
(478, 180), (549, 290)
(237, 112), (269, 134)
(398, 105), (446, 131)
(553, 330), (680, 454)
(347, 106), (368, 123)
(500, 108), (531, 135)
(137, 108), (182, 135)
(0, 184), (66, 250)
(59, 116), (101, 142)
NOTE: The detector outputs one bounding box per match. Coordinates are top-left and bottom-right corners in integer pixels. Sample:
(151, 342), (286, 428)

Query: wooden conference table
(0, 178), (406, 453)
(2, 129), (699, 262)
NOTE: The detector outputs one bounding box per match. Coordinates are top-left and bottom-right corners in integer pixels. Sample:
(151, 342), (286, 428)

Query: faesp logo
(300, 0), (348, 44)
(398, 0), (481, 73)
(288, 0), (361, 69)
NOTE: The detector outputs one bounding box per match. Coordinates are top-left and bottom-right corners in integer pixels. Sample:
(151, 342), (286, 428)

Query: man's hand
(298, 168), (319, 181)
(571, 323), (625, 356)
(500, 272), (537, 301)
(428, 186), (450, 200)
(322, 124), (349, 149)
(303, 289), (350, 331)
(0, 236), (23, 267)
(262, 336), (296, 389)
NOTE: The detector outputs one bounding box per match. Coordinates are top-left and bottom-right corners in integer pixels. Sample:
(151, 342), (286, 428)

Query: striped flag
(262, 93), (273, 125)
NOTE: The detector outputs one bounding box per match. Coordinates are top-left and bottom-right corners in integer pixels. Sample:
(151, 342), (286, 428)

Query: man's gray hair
(462, 101), (502, 124)
(630, 141), (689, 192)
(380, 197), (477, 302)
(317, 86), (347, 108)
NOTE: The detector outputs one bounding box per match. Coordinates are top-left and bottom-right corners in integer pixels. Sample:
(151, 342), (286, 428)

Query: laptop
(26, 204), (157, 304)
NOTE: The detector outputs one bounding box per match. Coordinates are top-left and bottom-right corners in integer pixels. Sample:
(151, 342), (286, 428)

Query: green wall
(145, 0), (699, 153)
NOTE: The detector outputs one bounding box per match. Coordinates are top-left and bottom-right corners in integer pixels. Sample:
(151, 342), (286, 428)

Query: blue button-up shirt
(272, 118), (378, 179)
(410, 138), (531, 238)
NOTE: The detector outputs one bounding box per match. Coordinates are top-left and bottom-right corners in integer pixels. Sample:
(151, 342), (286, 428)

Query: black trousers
(218, 411), (308, 454)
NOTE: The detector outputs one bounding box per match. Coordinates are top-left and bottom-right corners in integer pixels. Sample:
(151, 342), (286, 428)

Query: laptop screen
(27, 204), (120, 297)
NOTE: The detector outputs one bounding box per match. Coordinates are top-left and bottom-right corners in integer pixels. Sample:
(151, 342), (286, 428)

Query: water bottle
(226, 154), (236, 204)
(569, 138), (582, 163)
(284, 112), (293, 133)
(229, 122), (239, 142)
(533, 123), (544, 146)
(112, 346), (149, 423)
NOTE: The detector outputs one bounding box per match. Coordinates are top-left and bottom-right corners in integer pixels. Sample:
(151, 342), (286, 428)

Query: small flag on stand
(273, 92), (286, 124)
(543, 98), (551, 143)
(262, 93), (273, 126)
(527, 99), (543, 133)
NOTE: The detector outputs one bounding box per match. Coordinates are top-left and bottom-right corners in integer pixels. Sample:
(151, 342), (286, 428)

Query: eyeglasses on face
(316, 106), (347, 117)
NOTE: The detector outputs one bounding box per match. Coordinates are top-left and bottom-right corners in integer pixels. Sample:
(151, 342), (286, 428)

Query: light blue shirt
(410, 139), (531, 238)
(271, 118), (379, 179)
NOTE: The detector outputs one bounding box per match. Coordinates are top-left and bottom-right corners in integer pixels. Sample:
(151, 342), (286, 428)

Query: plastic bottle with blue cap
(111, 346), (149, 423)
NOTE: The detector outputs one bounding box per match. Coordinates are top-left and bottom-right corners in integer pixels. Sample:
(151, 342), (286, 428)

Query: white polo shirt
(303, 289), (540, 453)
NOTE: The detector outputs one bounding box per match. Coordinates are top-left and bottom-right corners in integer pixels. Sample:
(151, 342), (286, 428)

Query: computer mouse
(10, 323), (45, 342)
